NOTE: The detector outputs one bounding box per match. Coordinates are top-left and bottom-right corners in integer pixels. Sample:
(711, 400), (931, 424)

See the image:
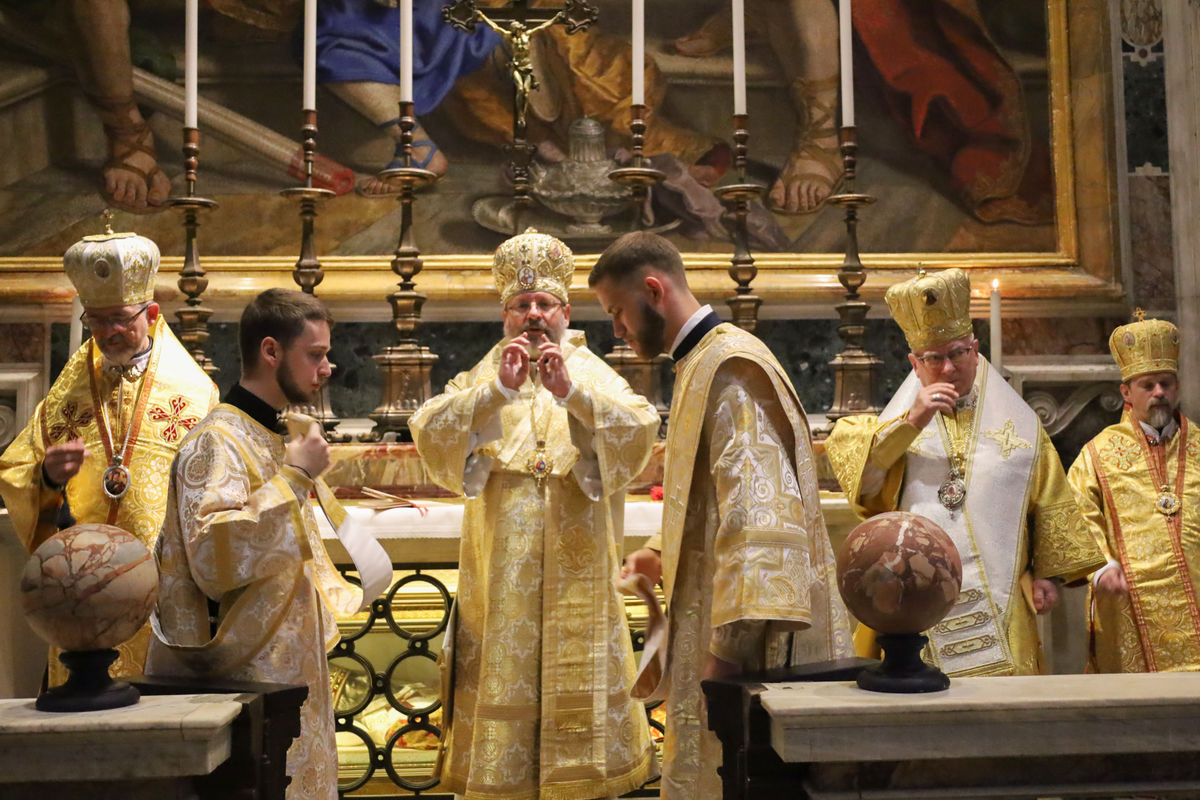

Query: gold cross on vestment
(982, 419), (1032, 460)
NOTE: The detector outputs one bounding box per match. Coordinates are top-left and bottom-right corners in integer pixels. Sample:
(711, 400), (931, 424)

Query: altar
(704, 671), (1200, 800)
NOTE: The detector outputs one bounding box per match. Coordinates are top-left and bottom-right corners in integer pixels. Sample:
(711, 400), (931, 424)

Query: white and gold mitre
(492, 227), (573, 305)
(884, 267), (973, 351)
(63, 224), (160, 310)
(1109, 311), (1178, 381)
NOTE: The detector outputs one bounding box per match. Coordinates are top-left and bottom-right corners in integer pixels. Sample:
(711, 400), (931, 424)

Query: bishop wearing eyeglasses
(824, 267), (1105, 676)
(409, 229), (660, 800)
(0, 225), (218, 683)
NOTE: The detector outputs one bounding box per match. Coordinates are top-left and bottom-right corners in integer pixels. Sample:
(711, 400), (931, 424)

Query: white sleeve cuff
(493, 376), (519, 401)
(1090, 559), (1121, 585)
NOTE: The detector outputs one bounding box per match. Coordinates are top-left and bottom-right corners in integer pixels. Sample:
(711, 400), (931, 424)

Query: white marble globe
(20, 523), (158, 652)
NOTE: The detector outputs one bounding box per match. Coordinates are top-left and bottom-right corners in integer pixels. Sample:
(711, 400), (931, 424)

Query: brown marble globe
(20, 523), (158, 653)
(836, 512), (962, 635)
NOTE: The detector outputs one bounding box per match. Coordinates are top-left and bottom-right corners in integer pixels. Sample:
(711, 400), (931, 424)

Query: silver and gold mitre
(63, 225), (160, 310)
(884, 268), (974, 351)
(492, 227), (573, 305)
(1109, 311), (1179, 381)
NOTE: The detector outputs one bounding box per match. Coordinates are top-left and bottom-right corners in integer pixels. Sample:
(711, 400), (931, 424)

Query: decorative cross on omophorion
(443, 0), (598, 231)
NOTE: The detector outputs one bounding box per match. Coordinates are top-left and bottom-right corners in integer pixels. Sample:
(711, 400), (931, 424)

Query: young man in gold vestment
(824, 268), (1105, 676)
(589, 232), (854, 800)
(410, 229), (660, 800)
(1068, 315), (1200, 673)
(146, 289), (363, 799)
(0, 226), (218, 682)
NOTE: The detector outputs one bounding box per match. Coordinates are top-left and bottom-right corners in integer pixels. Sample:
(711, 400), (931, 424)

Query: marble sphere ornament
(20, 523), (158, 711)
(836, 511), (962, 693)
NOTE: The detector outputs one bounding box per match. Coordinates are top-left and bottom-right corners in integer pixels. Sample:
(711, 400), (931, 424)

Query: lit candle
(839, 0), (854, 127)
(631, 0), (645, 106)
(990, 278), (1003, 370)
(185, 0), (198, 129)
(303, 0), (317, 110)
(400, 0), (413, 103)
(731, 0), (747, 115)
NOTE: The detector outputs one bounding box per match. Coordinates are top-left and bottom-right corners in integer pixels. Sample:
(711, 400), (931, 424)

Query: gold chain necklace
(97, 368), (140, 500)
(525, 369), (555, 487)
(936, 406), (976, 510)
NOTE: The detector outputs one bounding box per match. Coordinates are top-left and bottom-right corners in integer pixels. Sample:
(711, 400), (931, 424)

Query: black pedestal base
(36, 648), (140, 712)
(856, 633), (949, 693)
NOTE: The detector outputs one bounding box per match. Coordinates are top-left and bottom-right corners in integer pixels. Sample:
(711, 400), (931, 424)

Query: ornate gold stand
(363, 102), (440, 441)
(168, 127), (218, 376)
(826, 126), (881, 420)
(606, 103), (669, 430)
(714, 115), (764, 332)
(281, 109), (348, 440)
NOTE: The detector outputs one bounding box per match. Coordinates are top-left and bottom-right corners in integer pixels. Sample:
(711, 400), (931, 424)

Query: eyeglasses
(913, 344), (974, 369)
(81, 304), (150, 331)
(504, 299), (564, 316)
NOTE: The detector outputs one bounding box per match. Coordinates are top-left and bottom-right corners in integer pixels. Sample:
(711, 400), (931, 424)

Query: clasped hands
(500, 332), (571, 398)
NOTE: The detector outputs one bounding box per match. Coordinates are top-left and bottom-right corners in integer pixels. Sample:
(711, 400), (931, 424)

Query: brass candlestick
(713, 114), (764, 332)
(281, 109), (348, 441)
(363, 102), (440, 441)
(608, 103), (665, 228)
(168, 126), (218, 376)
(826, 125), (881, 421)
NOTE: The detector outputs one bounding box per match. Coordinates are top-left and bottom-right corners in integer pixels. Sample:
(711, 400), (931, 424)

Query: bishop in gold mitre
(0, 221), (218, 682)
(825, 267), (1104, 676)
(409, 229), (660, 800)
(1067, 312), (1200, 672)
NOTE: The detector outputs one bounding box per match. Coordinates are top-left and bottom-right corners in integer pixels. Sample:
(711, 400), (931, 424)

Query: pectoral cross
(443, 0), (598, 230)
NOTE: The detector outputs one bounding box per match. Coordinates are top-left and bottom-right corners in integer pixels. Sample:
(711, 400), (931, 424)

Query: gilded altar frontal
(0, 0), (1195, 798)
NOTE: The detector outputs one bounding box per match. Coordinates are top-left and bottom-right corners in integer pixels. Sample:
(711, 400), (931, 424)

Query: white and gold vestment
(650, 323), (853, 800)
(146, 403), (362, 800)
(410, 329), (660, 800)
(826, 358), (1106, 675)
(0, 316), (217, 678)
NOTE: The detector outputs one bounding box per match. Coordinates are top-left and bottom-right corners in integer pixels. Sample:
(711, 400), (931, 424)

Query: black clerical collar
(224, 383), (284, 433)
(671, 308), (723, 362)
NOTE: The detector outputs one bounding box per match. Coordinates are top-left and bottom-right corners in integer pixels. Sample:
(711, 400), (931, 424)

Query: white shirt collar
(669, 304), (714, 357)
(1138, 417), (1178, 444)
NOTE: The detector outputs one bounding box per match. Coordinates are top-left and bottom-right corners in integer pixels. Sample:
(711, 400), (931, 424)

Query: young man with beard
(1067, 314), (1200, 673)
(410, 229), (661, 800)
(588, 231), (853, 800)
(146, 288), (362, 800)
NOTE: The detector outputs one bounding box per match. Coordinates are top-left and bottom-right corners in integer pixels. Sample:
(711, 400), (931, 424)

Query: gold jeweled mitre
(885, 267), (974, 351)
(1109, 312), (1179, 381)
(492, 227), (574, 305)
(63, 225), (160, 310)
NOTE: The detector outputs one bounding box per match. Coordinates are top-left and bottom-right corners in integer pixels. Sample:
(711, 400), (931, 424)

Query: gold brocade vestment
(1068, 411), (1200, 673)
(825, 358), (1106, 675)
(0, 317), (217, 680)
(650, 324), (853, 800)
(410, 330), (659, 800)
(146, 404), (362, 800)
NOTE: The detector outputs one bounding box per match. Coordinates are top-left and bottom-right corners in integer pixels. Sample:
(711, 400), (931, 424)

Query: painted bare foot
(357, 122), (448, 197)
(769, 137), (841, 213)
(769, 76), (843, 215)
(673, 9), (732, 56)
(91, 96), (170, 213)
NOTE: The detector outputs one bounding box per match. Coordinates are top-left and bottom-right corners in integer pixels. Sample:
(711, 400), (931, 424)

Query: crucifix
(443, 0), (598, 231)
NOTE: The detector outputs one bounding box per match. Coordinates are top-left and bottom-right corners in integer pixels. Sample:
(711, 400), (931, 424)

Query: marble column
(1164, 0), (1200, 421)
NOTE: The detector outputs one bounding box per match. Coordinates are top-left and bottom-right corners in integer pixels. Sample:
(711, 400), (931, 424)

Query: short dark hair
(239, 288), (333, 369)
(588, 231), (688, 288)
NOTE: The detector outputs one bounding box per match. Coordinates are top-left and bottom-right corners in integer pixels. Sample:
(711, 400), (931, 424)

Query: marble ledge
(0, 693), (244, 783)
(760, 673), (1200, 764)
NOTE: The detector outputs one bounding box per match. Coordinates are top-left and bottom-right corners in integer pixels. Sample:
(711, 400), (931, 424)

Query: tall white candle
(400, 0), (414, 103)
(838, 0), (854, 127)
(631, 0), (645, 106)
(185, 0), (198, 128)
(303, 0), (317, 110)
(990, 278), (1003, 370)
(731, 0), (747, 115)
